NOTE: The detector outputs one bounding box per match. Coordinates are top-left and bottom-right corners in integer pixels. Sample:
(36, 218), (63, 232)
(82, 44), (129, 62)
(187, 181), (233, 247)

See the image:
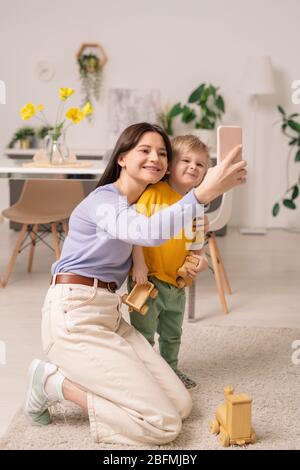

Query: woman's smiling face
(118, 132), (168, 185)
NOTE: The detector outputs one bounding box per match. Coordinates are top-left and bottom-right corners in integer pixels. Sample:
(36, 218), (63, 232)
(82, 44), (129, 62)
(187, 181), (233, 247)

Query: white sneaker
(24, 359), (58, 425)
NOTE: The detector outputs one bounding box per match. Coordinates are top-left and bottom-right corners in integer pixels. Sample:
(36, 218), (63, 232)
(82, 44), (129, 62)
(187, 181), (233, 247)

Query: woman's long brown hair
(95, 122), (172, 188)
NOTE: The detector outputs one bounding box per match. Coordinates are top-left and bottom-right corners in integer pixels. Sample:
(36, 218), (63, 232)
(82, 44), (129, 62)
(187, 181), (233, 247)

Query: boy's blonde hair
(171, 135), (210, 165)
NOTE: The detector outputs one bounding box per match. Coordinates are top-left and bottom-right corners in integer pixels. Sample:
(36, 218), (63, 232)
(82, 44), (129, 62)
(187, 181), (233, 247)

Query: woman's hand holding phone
(194, 144), (246, 204)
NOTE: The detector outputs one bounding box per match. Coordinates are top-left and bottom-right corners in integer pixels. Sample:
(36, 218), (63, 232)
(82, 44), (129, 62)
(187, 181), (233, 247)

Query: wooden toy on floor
(122, 281), (158, 315)
(209, 386), (256, 447)
(176, 252), (200, 288)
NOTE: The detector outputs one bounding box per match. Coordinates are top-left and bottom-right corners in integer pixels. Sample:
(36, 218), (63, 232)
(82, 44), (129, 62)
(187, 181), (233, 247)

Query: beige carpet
(1, 325), (300, 450)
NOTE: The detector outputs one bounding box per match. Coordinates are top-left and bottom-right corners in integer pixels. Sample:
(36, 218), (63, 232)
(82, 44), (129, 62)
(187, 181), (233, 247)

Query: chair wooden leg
(208, 234), (229, 314)
(27, 224), (38, 273)
(1, 224), (28, 287)
(187, 282), (196, 322)
(51, 223), (61, 260)
(211, 234), (232, 295)
(62, 220), (69, 236)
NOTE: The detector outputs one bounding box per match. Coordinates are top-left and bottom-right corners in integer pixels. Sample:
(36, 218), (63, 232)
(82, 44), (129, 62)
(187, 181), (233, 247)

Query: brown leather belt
(51, 273), (117, 292)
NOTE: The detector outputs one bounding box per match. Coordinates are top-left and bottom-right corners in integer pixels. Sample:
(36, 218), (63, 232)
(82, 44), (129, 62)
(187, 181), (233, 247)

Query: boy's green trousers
(128, 276), (186, 370)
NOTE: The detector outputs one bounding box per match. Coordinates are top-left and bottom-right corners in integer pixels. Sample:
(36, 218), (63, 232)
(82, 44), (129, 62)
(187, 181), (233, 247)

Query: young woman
(24, 123), (246, 445)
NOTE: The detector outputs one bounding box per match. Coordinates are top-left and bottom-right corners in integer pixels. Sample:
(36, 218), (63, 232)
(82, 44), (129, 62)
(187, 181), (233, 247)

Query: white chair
(204, 140), (235, 315)
(187, 191), (233, 321)
(206, 190), (233, 314)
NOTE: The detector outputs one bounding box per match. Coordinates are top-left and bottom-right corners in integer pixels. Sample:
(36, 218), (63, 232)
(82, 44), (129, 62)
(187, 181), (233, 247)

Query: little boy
(128, 135), (210, 390)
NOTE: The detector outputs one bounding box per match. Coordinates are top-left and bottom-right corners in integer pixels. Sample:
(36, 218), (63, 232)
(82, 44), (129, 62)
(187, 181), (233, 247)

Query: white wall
(0, 0), (300, 228)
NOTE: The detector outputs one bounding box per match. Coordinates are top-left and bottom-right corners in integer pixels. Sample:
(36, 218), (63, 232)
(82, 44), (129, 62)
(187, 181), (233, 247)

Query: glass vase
(44, 130), (69, 164)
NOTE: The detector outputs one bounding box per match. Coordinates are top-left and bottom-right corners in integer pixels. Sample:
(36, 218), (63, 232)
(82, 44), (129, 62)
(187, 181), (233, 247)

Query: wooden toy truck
(176, 252), (200, 288)
(209, 386), (256, 447)
(122, 281), (158, 315)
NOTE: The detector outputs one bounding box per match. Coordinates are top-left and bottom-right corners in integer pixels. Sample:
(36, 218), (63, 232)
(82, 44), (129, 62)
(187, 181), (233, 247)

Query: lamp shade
(242, 56), (276, 96)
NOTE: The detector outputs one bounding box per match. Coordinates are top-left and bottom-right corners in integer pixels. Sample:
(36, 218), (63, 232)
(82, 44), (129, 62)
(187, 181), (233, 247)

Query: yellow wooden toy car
(176, 251), (200, 288)
(209, 386), (256, 447)
(122, 281), (158, 315)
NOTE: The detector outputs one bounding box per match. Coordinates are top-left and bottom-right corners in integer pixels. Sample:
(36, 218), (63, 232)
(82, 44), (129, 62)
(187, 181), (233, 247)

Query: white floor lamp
(240, 56), (276, 235)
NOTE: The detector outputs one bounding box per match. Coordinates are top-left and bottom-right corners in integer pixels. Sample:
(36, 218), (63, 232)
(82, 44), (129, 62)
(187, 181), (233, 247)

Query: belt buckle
(107, 282), (115, 293)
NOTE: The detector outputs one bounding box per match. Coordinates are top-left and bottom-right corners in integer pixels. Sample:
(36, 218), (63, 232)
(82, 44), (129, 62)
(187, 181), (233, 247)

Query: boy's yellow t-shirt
(136, 181), (197, 287)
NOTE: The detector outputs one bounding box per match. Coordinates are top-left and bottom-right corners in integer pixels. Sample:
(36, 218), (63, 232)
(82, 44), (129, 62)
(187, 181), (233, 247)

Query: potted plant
(181, 83), (226, 149)
(8, 126), (35, 149)
(272, 106), (300, 217)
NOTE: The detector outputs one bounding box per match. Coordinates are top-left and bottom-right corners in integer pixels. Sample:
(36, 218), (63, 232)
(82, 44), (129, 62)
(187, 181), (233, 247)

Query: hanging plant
(78, 54), (102, 102)
(76, 43), (108, 120)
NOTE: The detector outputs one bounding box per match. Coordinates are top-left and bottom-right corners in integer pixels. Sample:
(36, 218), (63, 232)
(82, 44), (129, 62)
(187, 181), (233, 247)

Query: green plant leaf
(215, 95), (225, 112)
(295, 150), (300, 162)
(277, 105), (285, 116)
(207, 84), (216, 96)
(283, 199), (297, 209)
(201, 103), (209, 114)
(201, 87), (210, 103)
(166, 119), (173, 136)
(289, 113), (300, 119)
(206, 109), (217, 119)
(8, 137), (17, 148)
(51, 122), (65, 141)
(168, 102), (183, 118)
(288, 120), (300, 133)
(188, 84), (205, 103)
(289, 138), (298, 145)
(187, 83), (225, 130)
(291, 185), (299, 199)
(272, 203), (280, 217)
(197, 116), (214, 129)
(181, 106), (196, 123)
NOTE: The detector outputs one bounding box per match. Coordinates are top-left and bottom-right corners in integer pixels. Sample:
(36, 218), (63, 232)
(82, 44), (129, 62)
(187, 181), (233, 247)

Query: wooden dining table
(0, 156), (197, 321)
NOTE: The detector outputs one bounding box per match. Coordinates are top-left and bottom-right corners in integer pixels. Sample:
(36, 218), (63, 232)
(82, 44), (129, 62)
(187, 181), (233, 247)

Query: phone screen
(217, 126), (242, 163)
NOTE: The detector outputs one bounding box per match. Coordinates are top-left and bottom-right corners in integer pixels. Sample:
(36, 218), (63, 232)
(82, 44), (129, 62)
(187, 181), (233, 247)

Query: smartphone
(217, 126), (242, 163)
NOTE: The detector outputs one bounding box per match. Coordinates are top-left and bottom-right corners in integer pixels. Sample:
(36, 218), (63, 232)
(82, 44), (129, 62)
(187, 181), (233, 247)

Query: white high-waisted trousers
(41, 277), (192, 445)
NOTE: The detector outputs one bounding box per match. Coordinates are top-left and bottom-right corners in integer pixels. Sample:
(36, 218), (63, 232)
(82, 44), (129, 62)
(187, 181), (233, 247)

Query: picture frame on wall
(107, 88), (161, 148)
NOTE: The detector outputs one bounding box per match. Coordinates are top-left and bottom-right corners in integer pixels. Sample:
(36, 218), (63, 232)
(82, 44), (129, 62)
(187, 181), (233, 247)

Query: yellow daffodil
(59, 88), (75, 101)
(81, 102), (93, 117)
(65, 107), (84, 124)
(20, 103), (36, 120)
(36, 104), (44, 111)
